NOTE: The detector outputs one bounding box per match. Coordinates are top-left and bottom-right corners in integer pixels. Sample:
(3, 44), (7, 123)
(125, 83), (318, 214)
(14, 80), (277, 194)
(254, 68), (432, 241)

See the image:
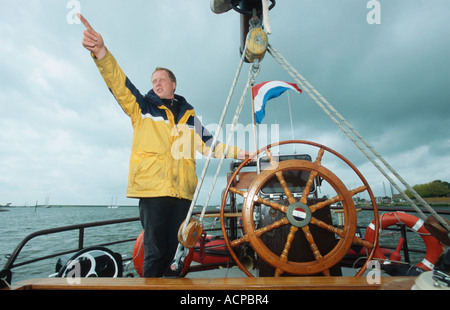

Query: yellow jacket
(93, 50), (241, 200)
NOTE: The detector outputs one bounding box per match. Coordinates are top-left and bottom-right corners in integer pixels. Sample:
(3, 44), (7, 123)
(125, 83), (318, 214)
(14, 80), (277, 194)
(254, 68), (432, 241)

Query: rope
(201, 62), (261, 221)
(267, 43), (450, 234)
(286, 91), (297, 154)
(262, 0), (272, 35)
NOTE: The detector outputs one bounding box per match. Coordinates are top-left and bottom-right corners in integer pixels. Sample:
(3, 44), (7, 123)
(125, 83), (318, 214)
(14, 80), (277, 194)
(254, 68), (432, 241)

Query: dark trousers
(139, 197), (190, 277)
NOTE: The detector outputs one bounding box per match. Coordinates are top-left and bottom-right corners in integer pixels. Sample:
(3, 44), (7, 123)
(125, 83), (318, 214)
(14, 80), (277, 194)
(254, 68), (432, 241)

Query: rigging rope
(286, 91), (297, 154)
(262, 0), (272, 35)
(201, 62), (261, 222)
(267, 43), (450, 233)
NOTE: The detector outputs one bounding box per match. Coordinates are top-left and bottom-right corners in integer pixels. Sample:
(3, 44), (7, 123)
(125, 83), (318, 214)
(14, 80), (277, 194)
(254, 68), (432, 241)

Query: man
(79, 14), (248, 277)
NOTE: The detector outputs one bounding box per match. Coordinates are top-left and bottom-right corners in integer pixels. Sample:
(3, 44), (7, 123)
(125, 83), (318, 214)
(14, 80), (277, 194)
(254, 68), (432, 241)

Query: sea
(1, 205), (449, 285)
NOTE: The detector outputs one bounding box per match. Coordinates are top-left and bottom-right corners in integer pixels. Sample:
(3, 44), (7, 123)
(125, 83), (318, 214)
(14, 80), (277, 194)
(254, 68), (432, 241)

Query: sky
(0, 0), (449, 207)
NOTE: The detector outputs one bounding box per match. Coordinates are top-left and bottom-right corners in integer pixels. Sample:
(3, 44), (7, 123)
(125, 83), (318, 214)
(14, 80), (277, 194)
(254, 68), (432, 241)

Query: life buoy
(132, 231), (193, 277)
(364, 212), (444, 271)
(132, 231), (145, 277)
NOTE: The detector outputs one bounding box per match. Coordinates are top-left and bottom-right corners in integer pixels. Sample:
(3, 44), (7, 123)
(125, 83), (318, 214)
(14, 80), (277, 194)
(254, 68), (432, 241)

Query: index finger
(77, 13), (94, 31)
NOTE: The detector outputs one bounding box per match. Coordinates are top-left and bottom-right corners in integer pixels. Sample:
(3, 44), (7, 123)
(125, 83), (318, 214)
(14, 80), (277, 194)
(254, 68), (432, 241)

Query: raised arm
(77, 13), (143, 122)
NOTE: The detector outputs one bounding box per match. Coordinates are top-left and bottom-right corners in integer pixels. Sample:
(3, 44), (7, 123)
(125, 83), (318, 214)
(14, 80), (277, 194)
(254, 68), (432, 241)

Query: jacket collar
(145, 89), (194, 111)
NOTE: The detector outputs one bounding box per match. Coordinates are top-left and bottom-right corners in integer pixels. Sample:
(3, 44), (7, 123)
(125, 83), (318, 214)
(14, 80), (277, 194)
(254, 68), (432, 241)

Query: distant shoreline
(374, 202), (450, 208)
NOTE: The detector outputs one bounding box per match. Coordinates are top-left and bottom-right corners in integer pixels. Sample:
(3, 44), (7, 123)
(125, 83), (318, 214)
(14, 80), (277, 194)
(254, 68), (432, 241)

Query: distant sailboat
(44, 195), (51, 208)
(108, 197), (119, 209)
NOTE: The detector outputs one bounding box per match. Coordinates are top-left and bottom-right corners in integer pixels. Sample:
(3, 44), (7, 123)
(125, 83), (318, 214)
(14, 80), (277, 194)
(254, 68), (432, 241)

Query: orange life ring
(364, 212), (444, 271)
(132, 230), (193, 277)
(132, 231), (145, 277)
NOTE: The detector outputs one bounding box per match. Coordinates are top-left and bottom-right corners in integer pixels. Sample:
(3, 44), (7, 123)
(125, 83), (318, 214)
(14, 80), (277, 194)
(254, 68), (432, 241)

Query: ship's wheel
(220, 140), (380, 277)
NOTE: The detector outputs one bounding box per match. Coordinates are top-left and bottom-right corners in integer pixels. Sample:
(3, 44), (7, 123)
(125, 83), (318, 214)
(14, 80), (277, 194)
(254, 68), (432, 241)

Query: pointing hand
(78, 13), (107, 59)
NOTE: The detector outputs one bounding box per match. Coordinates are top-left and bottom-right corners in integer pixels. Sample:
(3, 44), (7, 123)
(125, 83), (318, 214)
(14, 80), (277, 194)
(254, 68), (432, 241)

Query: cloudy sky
(0, 0), (449, 206)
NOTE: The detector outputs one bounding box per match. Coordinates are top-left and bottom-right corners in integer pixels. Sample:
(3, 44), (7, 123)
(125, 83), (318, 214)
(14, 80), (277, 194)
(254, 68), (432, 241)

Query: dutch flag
(252, 81), (302, 124)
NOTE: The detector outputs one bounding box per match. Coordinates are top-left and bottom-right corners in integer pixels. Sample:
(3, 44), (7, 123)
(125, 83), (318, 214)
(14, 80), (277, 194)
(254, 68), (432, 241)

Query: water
(1, 205), (448, 285)
(0, 206), (142, 284)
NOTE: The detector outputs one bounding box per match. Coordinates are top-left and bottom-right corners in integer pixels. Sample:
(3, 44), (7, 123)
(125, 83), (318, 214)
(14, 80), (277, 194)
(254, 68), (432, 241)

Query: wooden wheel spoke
(274, 225), (298, 277)
(231, 218), (290, 247)
(302, 225), (331, 276)
(280, 226), (298, 262)
(265, 148), (278, 168)
(229, 187), (288, 213)
(350, 186), (367, 197)
(275, 171), (296, 204)
(309, 194), (343, 213)
(353, 235), (374, 249)
(302, 225), (325, 264)
(230, 234), (250, 247)
(310, 217), (345, 238)
(274, 268), (284, 277)
(314, 148), (325, 165)
(254, 217), (290, 239)
(229, 187), (245, 197)
(300, 170), (318, 204)
(300, 148), (323, 204)
(266, 149), (296, 204)
(256, 196), (288, 213)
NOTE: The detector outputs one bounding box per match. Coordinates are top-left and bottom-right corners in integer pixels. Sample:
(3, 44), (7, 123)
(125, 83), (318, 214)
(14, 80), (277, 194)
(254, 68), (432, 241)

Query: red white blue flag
(252, 81), (302, 124)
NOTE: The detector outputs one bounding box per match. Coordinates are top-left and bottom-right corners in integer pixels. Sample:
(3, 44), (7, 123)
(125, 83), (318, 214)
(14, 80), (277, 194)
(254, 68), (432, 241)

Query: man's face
(152, 70), (176, 99)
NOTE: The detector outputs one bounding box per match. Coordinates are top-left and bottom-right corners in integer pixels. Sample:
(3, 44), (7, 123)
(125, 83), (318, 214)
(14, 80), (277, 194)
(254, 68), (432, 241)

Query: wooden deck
(13, 276), (416, 290)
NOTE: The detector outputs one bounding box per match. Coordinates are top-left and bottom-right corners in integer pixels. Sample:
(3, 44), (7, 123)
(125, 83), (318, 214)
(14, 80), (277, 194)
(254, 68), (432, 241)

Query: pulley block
(245, 27), (268, 63)
(178, 218), (204, 248)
